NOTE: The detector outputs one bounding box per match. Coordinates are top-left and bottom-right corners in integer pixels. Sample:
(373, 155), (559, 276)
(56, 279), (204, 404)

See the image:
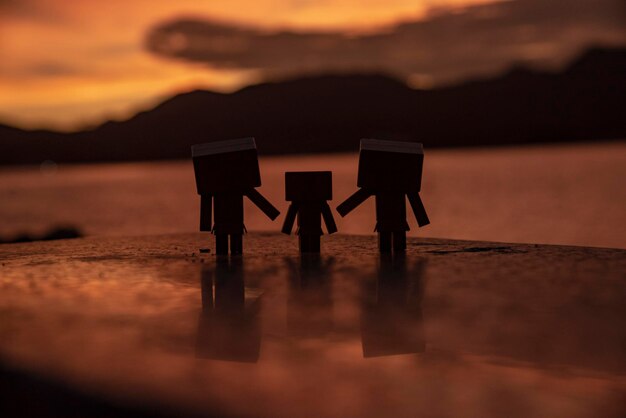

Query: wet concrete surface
(0, 233), (625, 417)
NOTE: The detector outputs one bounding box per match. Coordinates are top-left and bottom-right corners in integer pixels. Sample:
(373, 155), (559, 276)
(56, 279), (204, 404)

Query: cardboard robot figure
(192, 138), (280, 255)
(336, 139), (429, 253)
(281, 171), (338, 253)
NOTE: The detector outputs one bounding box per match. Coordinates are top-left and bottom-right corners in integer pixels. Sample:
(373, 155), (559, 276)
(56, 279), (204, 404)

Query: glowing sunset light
(0, 0), (623, 131)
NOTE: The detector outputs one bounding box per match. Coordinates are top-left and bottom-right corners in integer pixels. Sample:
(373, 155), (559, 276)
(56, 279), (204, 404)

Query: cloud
(0, 0), (32, 16)
(145, 0), (626, 85)
(0, 0), (66, 23)
(25, 62), (77, 77)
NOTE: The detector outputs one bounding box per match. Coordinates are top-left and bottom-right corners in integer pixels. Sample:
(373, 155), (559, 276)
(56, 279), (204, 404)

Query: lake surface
(0, 141), (624, 249)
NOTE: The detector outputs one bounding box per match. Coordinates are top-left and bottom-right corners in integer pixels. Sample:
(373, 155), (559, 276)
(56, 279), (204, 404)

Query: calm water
(0, 142), (624, 248)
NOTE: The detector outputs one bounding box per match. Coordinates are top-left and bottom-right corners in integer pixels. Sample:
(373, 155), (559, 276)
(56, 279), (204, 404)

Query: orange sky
(0, 0), (494, 131)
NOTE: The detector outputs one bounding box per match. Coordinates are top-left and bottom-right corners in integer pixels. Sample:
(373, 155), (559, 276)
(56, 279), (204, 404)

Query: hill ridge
(1, 46), (624, 165)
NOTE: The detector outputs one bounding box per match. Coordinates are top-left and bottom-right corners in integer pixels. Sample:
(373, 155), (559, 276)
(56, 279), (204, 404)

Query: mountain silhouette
(1, 47), (624, 165)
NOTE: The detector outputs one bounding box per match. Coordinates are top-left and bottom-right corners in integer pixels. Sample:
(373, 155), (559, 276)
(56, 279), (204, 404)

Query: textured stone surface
(0, 233), (625, 417)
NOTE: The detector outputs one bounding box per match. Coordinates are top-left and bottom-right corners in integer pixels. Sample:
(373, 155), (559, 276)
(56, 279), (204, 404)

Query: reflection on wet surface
(286, 255), (335, 339)
(196, 258), (261, 363)
(361, 254), (425, 358)
(0, 233), (625, 417)
(197, 253), (426, 363)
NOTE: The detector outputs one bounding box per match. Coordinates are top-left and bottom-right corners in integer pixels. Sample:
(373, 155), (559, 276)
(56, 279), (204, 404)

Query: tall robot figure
(192, 138), (280, 255)
(282, 171), (337, 253)
(336, 139), (429, 253)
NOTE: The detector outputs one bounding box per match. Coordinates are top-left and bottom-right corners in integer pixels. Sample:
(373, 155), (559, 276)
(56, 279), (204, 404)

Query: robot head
(192, 137), (261, 194)
(285, 171), (333, 201)
(357, 139), (424, 192)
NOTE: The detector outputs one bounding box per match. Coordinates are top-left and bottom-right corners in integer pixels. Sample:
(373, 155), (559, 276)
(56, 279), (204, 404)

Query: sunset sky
(1, 0), (624, 131)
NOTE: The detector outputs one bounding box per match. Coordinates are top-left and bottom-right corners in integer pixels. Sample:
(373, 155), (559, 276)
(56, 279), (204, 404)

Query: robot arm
(407, 192), (430, 227)
(281, 203), (299, 235)
(245, 188), (280, 220)
(336, 188), (372, 217)
(321, 202), (338, 234)
(200, 194), (212, 231)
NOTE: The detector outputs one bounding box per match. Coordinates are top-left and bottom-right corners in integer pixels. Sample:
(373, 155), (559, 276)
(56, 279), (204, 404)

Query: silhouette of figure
(192, 138), (280, 255)
(282, 171), (337, 253)
(196, 258), (261, 363)
(361, 254), (425, 357)
(337, 139), (429, 253)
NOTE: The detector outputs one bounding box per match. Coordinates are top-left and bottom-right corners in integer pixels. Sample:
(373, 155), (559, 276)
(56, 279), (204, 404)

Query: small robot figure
(192, 138), (280, 255)
(336, 139), (429, 253)
(281, 171), (337, 253)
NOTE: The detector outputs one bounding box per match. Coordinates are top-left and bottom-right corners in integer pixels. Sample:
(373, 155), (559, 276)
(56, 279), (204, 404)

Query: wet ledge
(0, 233), (625, 418)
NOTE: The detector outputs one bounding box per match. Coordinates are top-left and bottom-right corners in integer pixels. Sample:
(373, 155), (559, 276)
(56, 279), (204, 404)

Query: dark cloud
(0, 0), (29, 14)
(28, 62), (77, 77)
(0, 60), (81, 79)
(145, 0), (626, 86)
(0, 0), (19, 8)
(0, 0), (65, 22)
